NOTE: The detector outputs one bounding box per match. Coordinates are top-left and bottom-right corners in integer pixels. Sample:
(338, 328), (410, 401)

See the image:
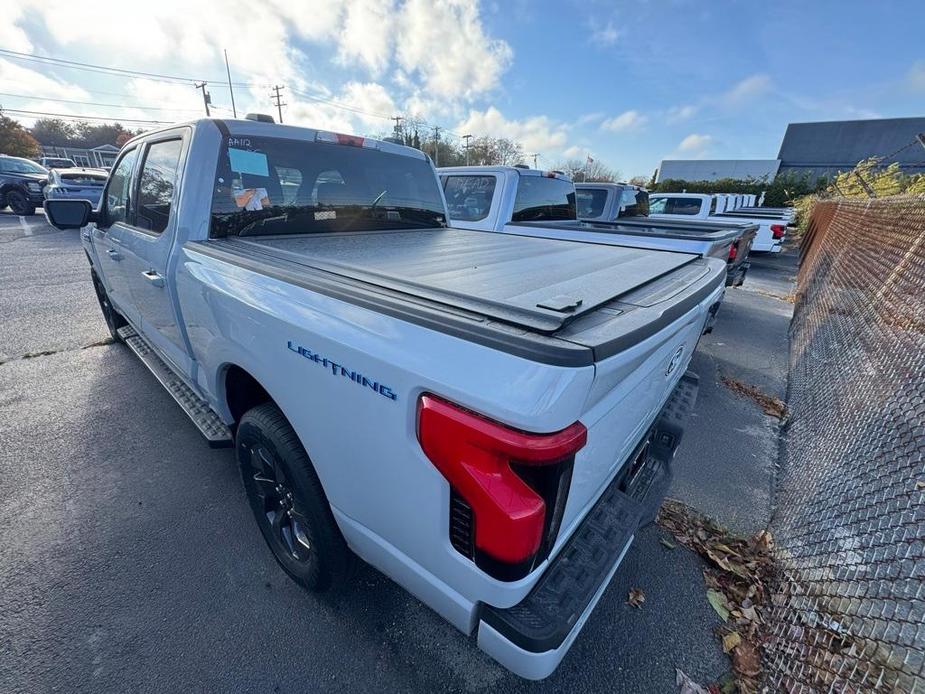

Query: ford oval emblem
(666, 346), (684, 377)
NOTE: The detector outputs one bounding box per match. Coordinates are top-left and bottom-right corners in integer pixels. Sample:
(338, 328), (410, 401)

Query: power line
(0, 48), (269, 88)
(0, 107), (171, 125)
(0, 91), (204, 113)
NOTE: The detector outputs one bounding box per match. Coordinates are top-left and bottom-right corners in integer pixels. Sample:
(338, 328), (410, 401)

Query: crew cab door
(116, 130), (192, 376)
(92, 146), (141, 325)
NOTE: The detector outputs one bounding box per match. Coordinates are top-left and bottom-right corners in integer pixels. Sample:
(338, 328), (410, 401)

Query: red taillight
(728, 243), (738, 261)
(417, 394), (586, 571)
(770, 224), (785, 239)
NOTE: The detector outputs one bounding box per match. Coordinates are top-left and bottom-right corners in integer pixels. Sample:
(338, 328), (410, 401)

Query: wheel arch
(222, 363), (274, 425)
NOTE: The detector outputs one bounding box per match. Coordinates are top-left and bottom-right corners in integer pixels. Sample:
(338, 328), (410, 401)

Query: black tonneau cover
(569, 219), (748, 243)
(189, 228), (725, 366)
(215, 228), (694, 333)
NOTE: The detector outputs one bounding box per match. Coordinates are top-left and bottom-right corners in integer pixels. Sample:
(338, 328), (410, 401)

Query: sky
(2, 0), (924, 178)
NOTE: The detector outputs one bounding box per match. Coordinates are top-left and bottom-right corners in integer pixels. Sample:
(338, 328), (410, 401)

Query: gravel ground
(0, 211), (795, 692)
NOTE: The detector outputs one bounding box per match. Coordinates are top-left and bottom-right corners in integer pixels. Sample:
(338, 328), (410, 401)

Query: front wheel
(7, 190), (35, 216)
(236, 403), (353, 592)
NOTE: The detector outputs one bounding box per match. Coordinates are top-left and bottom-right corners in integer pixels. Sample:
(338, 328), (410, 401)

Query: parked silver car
(43, 167), (108, 207)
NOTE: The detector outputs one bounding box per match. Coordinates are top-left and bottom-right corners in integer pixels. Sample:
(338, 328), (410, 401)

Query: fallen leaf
(627, 588), (646, 608)
(722, 631), (742, 653)
(707, 589), (730, 621)
(676, 668), (711, 694)
(660, 538), (677, 550)
(917, 480), (925, 490)
(732, 640), (761, 677)
(740, 605), (758, 622)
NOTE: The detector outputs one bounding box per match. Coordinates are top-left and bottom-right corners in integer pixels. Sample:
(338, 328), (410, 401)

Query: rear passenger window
(443, 175), (496, 221)
(136, 139), (182, 234)
(103, 148), (138, 227)
(667, 197), (702, 215)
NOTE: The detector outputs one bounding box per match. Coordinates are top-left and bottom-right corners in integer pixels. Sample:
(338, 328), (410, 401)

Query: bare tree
(468, 136), (524, 166)
(627, 175), (650, 188)
(552, 158), (620, 183)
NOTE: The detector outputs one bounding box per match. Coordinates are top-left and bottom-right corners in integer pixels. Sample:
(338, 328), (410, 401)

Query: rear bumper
(725, 261), (750, 287)
(476, 371), (700, 679)
(44, 188), (102, 205)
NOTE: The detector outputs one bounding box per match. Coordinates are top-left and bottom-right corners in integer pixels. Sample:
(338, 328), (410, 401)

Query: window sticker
(228, 147), (269, 177)
(235, 188), (270, 211)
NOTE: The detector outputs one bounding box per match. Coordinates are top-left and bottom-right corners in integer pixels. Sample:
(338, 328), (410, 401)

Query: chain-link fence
(763, 197), (925, 692)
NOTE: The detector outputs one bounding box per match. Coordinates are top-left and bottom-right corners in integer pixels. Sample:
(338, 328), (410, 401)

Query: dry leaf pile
(658, 499), (775, 693)
(720, 376), (788, 420)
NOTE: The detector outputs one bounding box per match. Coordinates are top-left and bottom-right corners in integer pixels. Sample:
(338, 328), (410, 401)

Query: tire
(7, 190), (35, 216)
(91, 273), (127, 342)
(236, 402), (353, 592)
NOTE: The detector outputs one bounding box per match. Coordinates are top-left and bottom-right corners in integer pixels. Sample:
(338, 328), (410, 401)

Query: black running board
(479, 371), (699, 654)
(117, 326), (233, 448)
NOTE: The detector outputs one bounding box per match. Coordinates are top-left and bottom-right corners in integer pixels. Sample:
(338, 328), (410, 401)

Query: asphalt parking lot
(0, 211), (795, 693)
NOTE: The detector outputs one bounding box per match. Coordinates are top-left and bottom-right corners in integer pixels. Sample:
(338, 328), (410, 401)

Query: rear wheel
(92, 274), (127, 341)
(7, 190), (35, 216)
(236, 403), (353, 591)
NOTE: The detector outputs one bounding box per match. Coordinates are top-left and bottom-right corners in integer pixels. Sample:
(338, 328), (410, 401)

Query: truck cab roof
(438, 165), (572, 182)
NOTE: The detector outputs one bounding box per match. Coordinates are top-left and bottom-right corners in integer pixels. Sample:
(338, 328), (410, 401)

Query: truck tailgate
(217, 228), (696, 333)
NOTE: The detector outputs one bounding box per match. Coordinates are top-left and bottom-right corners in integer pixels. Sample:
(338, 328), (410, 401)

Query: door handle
(142, 270), (165, 288)
(106, 248), (122, 261)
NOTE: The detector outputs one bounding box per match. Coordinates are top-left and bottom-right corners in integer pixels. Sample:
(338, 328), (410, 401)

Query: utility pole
(224, 49), (237, 118)
(462, 134), (472, 165)
(391, 115), (404, 140)
(271, 85), (286, 123)
(531, 153), (539, 169)
(194, 82), (211, 116)
(432, 125), (440, 167)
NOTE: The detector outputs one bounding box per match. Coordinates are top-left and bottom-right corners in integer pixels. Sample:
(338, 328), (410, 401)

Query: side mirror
(43, 199), (95, 230)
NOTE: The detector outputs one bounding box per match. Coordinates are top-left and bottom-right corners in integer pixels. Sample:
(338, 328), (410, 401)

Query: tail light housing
(728, 243), (738, 262)
(417, 394), (587, 581)
(770, 224), (786, 239)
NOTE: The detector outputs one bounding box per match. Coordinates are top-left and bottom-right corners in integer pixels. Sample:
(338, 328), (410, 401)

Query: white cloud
(677, 133), (715, 155)
(0, 5), (31, 52)
(0, 59), (90, 101)
(666, 104), (697, 122)
(0, 0), (512, 140)
(335, 0), (396, 75)
(907, 61), (925, 91)
(396, 0), (512, 99)
(590, 20), (619, 46)
(455, 106), (570, 154)
(576, 112), (605, 126)
(600, 110), (647, 132)
(721, 74), (772, 106)
(562, 145), (588, 159)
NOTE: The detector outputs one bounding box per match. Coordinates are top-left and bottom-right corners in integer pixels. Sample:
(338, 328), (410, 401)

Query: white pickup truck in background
(648, 192), (789, 252)
(439, 166), (754, 290)
(43, 117), (726, 680)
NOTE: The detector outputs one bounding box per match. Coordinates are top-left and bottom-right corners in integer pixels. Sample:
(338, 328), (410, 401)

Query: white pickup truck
(43, 118), (725, 680)
(439, 166), (753, 290)
(573, 181), (757, 287)
(648, 192), (789, 252)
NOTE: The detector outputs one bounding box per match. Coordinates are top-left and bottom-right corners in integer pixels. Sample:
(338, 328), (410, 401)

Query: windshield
(576, 188), (608, 218)
(1, 157), (47, 175)
(511, 175), (576, 222)
(210, 135), (447, 238)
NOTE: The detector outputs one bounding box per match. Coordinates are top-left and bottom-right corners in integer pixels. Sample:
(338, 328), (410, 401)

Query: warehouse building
(656, 159), (780, 183)
(776, 117), (925, 179)
(657, 116), (925, 183)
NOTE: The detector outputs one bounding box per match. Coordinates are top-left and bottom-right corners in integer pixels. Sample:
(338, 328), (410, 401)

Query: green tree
(30, 118), (76, 147)
(0, 115), (41, 158)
